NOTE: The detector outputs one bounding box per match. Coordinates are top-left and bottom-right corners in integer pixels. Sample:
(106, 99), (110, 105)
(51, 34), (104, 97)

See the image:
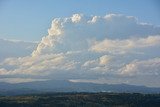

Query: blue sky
(0, 0), (160, 41)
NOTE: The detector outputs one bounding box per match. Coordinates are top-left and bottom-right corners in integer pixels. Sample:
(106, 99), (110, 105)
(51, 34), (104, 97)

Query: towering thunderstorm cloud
(0, 13), (160, 87)
(32, 19), (63, 57)
(32, 14), (84, 57)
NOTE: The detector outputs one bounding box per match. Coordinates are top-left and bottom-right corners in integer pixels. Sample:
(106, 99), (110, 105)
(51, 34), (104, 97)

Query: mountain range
(0, 80), (160, 96)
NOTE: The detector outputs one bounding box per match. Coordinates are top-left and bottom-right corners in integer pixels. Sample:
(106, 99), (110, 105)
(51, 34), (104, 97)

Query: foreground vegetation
(0, 92), (160, 107)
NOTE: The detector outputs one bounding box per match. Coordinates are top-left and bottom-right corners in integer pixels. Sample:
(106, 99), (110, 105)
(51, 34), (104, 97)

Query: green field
(0, 92), (160, 107)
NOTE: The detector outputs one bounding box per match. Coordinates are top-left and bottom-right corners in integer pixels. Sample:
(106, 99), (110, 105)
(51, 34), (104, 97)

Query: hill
(0, 80), (160, 96)
(0, 92), (160, 107)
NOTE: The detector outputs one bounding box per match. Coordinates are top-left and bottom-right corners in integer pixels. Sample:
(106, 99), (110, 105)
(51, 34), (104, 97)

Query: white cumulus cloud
(121, 57), (160, 76)
(0, 13), (160, 86)
(90, 35), (160, 54)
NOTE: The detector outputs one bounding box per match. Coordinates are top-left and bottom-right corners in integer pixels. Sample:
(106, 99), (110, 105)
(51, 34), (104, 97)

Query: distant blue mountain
(0, 80), (160, 95)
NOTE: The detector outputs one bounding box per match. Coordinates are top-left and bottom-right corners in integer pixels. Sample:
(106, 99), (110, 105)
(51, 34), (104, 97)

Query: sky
(0, 0), (160, 41)
(0, 0), (160, 87)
